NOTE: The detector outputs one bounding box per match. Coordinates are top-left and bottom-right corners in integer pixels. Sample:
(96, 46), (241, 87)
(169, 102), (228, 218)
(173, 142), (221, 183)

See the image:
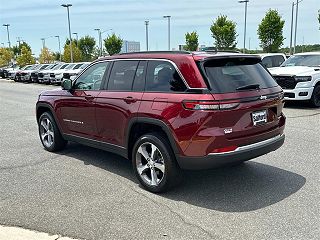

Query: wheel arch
(126, 118), (181, 160)
(36, 103), (63, 134)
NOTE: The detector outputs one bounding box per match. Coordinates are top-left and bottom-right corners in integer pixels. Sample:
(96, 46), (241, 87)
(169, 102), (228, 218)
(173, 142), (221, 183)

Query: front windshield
(39, 65), (49, 70)
(80, 63), (89, 69)
(73, 63), (83, 70)
(281, 54), (320, 67)
(52, 64), (63, 70)
(65, 63), (76, 70)
(45, 64), (55, 70)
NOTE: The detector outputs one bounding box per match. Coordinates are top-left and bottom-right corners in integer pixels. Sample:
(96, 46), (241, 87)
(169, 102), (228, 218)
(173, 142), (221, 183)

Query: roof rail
(204, 49), (241, 54)
(117, 50), (191, 55)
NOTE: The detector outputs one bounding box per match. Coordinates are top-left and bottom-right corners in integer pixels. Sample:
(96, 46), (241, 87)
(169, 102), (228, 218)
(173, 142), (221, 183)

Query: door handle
(85, 95), (95, 101)
(124, 96), (137, 104)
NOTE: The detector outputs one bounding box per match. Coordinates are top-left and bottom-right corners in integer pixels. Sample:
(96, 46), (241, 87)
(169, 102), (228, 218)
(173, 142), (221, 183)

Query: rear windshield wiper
(236, 84), (260, 91)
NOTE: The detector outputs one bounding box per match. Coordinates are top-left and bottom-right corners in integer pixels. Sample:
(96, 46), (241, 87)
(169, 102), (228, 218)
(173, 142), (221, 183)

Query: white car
(63, 62), (90, 80)
(269, 52), (320, 107)
(258, 53), (287, 69)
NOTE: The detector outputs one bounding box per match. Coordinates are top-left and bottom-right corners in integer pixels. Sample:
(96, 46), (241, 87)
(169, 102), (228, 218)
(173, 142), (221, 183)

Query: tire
(310, 85), (320, 107)
(38, 112), (67, 152)
(132, 133), (182, 193)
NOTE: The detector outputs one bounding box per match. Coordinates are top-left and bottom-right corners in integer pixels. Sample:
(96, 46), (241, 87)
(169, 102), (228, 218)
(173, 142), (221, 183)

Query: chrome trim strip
(63, 133), (126, 149)
(209, 134), (284, 156)
(74, 58), (208, 91)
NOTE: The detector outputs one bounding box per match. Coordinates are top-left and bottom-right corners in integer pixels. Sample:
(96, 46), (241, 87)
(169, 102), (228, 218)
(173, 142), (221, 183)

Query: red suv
(36, 51), (286, 192)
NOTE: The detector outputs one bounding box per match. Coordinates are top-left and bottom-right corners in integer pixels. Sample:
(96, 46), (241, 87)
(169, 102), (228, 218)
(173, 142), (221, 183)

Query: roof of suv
(97, 51), (260, 62)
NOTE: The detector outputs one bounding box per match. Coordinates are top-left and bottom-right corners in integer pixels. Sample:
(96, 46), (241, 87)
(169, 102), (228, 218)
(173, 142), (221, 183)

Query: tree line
(0, 33), (124, 67)
(1, 8), (320, 67)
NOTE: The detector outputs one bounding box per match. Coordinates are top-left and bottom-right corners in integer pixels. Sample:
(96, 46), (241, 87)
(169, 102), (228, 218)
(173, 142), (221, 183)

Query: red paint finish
(37, 52), (286, 167)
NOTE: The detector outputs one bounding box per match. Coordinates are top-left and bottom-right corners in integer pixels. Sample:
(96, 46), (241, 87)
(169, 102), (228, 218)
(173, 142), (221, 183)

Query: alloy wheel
(135, 142), (165, 186)
(40, 118), (54, 148)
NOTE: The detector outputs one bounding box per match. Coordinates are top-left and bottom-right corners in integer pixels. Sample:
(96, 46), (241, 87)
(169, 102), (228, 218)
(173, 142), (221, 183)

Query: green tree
(185, 31), (199, 51)
(258, 9), (285, 52)
(210, 15), (237, 50)
(39, 47), (55, 64)
(63, 41), (82, 62)
(104, 33), (123, 56)
(12, 42), (32, 57)
(16, 46), (35, 67)
(0, 47), (13, 66)
(78, 35), (96, 61)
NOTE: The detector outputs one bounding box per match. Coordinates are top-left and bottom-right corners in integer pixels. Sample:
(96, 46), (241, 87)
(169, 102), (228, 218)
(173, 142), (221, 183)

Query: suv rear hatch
(188, 55), (285, 154)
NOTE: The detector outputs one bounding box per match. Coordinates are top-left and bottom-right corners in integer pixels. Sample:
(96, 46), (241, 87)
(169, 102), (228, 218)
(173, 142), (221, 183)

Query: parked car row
(3, 62), (90, 85)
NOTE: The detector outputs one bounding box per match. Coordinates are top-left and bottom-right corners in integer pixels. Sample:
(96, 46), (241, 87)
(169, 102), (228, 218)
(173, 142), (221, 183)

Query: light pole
(163, 16), (171, 50)
(61, 4), (73, 63)
(145, 20), (149, 51)
(239, 0), (249, 53)
(55, 35), (62, 61)
(293, 0), (303, 54)
(94, 28), (101, 56)
(2, 24), (11, 48)
(73, 32), (78, 46)
(41, 38), (46, 49)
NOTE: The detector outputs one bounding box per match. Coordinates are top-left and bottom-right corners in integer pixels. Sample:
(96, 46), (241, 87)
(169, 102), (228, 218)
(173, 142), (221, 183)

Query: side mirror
(61, 78), (72, 90)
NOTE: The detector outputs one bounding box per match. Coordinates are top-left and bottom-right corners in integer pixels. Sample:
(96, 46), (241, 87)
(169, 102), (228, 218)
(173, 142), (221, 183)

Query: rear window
(202, 58), (277, 93)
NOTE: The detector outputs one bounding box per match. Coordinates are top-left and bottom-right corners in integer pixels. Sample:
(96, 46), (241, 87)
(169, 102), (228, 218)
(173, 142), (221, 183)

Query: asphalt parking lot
(0, 79), (319, 240)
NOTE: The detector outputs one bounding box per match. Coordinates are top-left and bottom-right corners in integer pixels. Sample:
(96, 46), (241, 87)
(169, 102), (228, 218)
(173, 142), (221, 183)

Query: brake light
(183, 101), (239, 110)
(212, 145), (238, 153)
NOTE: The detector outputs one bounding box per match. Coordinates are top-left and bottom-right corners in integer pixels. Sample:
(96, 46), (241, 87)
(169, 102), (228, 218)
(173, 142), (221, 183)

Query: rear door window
(261, 56), (273, 68)
(203, 58), (277, 93)
(145, 60), (186, 92)
(107, 61), (139, 91)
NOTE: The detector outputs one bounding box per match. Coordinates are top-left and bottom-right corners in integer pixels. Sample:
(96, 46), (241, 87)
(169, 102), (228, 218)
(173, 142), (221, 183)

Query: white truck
(269, 52), (320, 107)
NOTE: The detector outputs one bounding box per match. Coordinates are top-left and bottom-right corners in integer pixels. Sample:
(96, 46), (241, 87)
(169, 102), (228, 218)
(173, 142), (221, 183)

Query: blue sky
(1, 0), (319, 55)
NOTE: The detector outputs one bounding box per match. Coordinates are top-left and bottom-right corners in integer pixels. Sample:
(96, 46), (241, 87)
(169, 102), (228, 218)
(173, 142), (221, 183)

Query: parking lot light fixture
(2, 24), (11, 48)
(61, 4), (73, 63)
(55, 35), (62, 62)
(239, 0), (249, 53)
(163, 16), (171, 50)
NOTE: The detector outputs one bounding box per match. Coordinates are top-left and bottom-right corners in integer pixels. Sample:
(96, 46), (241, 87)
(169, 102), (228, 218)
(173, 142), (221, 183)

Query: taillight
(183, 101), (239, 111)
(212, 145), (238, 153)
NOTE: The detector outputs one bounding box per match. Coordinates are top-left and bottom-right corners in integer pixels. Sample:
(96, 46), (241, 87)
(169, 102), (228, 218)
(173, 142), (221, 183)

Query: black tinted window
(107, 61), (139, 91)
(203, 58), (277, 93)
(261, 57), (273, 68)
(146, 61), (186, 92)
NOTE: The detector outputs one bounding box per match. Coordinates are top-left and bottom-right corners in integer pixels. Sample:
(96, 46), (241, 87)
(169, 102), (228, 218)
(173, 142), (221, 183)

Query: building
(121, 41), (140, 53)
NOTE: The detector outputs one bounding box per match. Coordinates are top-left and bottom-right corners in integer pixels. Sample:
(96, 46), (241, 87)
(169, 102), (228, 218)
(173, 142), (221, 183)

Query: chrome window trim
(74, 58), (208, 91)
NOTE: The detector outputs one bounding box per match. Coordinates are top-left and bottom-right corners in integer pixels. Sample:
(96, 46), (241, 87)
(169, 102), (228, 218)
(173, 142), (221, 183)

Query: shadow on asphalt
(59, 142), (306, 213)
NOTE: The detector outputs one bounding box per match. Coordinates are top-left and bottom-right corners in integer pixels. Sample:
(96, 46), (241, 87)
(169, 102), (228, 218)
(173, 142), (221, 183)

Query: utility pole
(145, 20), (149, 51)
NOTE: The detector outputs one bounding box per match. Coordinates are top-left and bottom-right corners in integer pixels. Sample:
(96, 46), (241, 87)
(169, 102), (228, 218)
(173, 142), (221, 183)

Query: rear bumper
(177, 134), (285, 170)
